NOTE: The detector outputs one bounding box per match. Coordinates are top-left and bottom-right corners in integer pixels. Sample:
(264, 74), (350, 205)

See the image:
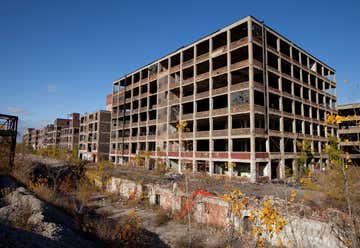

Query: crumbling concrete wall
(106, 176), (345, 248)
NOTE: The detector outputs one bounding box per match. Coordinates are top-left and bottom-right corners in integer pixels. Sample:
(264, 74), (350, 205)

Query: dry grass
(154, 209), (171, 226)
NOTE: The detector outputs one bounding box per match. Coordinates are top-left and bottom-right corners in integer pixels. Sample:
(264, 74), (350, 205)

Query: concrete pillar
(209, 161), (214, 175)
(248, 19), (256, 182)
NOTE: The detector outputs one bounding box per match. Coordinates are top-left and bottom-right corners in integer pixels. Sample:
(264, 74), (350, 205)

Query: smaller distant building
(59, 113), (80, 151)
(23, 128), (35, 148)
(338, 103), (360, 166)
(79, 110), (111, 162)
(106, 93), (112, 111)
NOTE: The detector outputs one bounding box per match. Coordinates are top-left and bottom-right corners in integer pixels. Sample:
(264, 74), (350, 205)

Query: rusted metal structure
(0, 114), (18, 168)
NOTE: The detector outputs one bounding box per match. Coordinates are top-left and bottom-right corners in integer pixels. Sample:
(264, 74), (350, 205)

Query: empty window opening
(197, 118), (210, 131)
(213, 116), (228, 130)
(170, 87), (180, 100)
(183, 66), (194, 80)
(255, 114), (265, 128)
(318, 80), (324, 91)
(183, 84), (194, 97)
(294, 84), (301, 97)
(283, 118), (293, 132)
(212, 54), (227, 70)
(140, 127), (147, 136)
(212, 32), (227, 51)
(267, 52), (278, 69)
(283, 98), (292, 113)
(184, 121), (193, 132)
(295, 101), (301, 115)
(133, 87), (139, 97)
(280, 40), (290, 57)
(141, 84), (148, 94)
(197, 140), (209, 151)
(149, 64), (158, 77)
(230, 23), (248, 42)
(183, 47), (194, 63)
(197, 99), (209, 112)
(140, 98), (147, 108)
(295, 119), (302, 133)
(159, 59), (168, 72)
(292, 48), (299, 62)
(255, 138), (266, 152)
(269, 93), (280, 110)
(126, 76), (132, 86)
(141, 68), (148, 79)
(233, 138), (250, 152)
(310, 74), (316, 88)
(170, 72), (181, 84)
(140, 112), (147, 122)
(269, 115), (280, 131)
(171, 53), (180, 67)
(282, 78), (292, 94)
(305, 122), (311, 135)
(316, 63), (322, 75)
(132, 128), (138, 136)
(132, 114), (138, 123)
(293, 65), (300, 80)
(196, 40), (209, 57)
(133, 72), (140, 83)
(149, 95), (157, 109)
(252, 23), (262, 41)
(311, 90), (317, 103)
(232, 114), (250, 128)
(170, 105), (179, 121)
(312, 107), (317, 119)
(270, 137), (280, 152)
(149, 110), (156, 120)
(253, 44), (263, 62)
(254, 68), (264, 84)
(303, 88), (309, 100)
(231, 68), (249, 85)
(268, 72), (279, 89)
(182, 102), (194, 114)
(214, 139), (228, 152)
(234, 162), (250, 177)
(231, 46), (248, 64)
(150, 80), (157, 94)
(131, 143), (137, 154)
(182, 140), (193, 151)
(302, 71), (309, 84)
(196, 60), (209, 75)
(266, 32), (277, 50)
(304, 105), (310, 118)
(125, 90), (131, 99)
(213, 73), (228, 89)
(132, 100), (139, 110)
(213, 94), (228, 109)
(281, 59), (291, 76)
(214, 161), (226, 175)
(254, 91), (264, 106)
(149, 126), (156, 135)
(284, 139), (294, 152)
(196, 160), (208, 172)
(197, 79), (209, 93)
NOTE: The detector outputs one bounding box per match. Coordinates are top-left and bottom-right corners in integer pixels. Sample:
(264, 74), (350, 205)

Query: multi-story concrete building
(79, 110), (111, 162)
(59, 113), (80, 151)
(338, 103), (360, 166)
(109, 16), (337, 181)
(23, 128), (35, 148)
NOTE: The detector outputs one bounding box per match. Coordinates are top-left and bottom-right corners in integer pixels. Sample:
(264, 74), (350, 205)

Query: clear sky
(1, 0), (359, 137)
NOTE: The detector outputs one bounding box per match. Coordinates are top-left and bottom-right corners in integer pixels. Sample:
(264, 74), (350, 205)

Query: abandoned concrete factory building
(337, 103), (360, 166)
(110, 16), (337, 181)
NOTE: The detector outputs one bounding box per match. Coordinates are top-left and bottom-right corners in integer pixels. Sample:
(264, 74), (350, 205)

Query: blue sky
(1, 0), (359, 136)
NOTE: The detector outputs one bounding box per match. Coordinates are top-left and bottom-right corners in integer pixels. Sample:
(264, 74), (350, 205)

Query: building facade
(79, 110), (111, 162)
(109, 16), (337, 181)
(338, 103), (360, 166)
